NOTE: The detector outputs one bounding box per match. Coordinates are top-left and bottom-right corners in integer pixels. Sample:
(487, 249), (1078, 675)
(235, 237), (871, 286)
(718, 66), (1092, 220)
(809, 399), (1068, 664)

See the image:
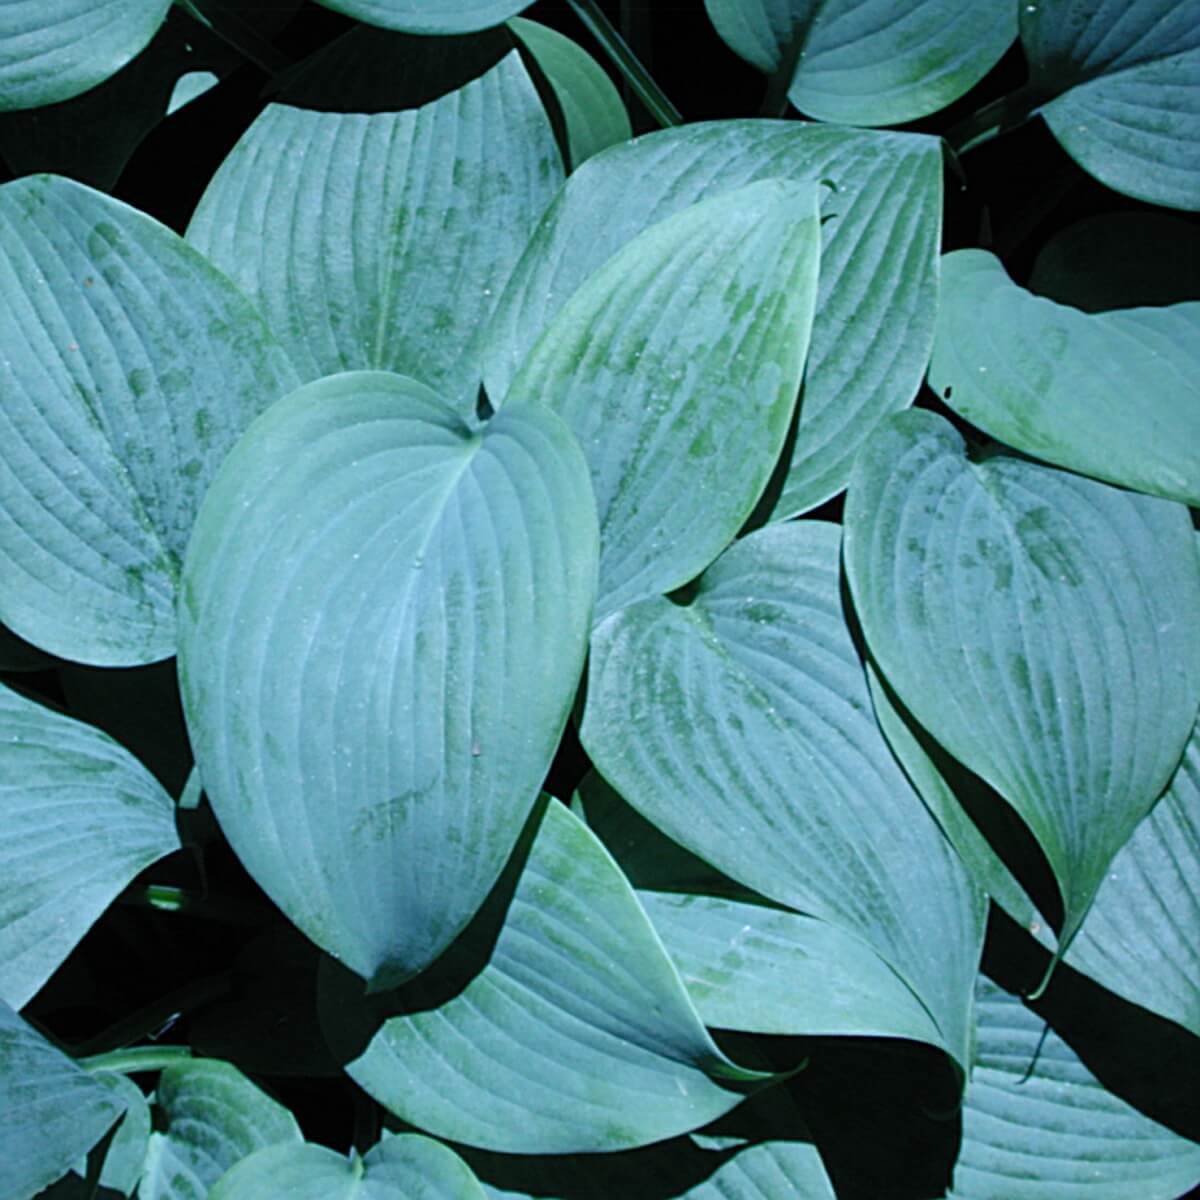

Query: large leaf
(139, 1059), (301, 1200)
(504, 179), (820, 617)
(340, 799), (771, 1153)
(703, 0), (1015, 125)
(209, 1134), (485, 1200)
(0, 174), (298, 666)
(0, 999), (126, 1200)
(508, 18), (631, 168)
(947, 976), (1200, 1198)
(580, 520), (984, 1072)
(178, 372), (597, 990)
(187, 30), (561, 416)
(844, 410), (1200, 963)
(1021, 0), (1200, 210)
(0, 681), (179, 1010)
(929, 249), (1200, 506)
(313, 0), (531, 35)
(485, 120), (941, 519)
(0, 0), (171, 111)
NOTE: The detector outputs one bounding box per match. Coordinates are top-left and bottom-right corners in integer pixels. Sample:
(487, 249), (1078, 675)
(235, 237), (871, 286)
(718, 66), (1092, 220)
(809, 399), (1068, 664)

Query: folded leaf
(179, 371), (597, 989)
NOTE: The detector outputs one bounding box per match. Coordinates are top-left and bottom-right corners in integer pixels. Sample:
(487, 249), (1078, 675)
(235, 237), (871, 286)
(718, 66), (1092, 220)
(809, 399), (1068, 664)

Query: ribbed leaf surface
(844, 410), (1200, 957)
(486, 121), (940, 518)
(178, 372), (597, 989)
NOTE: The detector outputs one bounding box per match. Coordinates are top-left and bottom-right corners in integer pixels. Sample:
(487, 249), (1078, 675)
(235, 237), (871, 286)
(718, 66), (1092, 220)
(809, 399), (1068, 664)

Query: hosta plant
(1, 1), (1198, 1198)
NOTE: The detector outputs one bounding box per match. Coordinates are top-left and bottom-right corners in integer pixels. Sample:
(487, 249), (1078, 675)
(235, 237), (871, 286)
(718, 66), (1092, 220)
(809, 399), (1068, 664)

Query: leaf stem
(944, 84), (1042, 155)
(80, 1045), (194, 1075)
(566, 0), (683, 128)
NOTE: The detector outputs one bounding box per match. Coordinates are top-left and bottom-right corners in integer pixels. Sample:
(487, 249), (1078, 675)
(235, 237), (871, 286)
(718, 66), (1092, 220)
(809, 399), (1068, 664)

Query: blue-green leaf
(312, 0), (531, 35)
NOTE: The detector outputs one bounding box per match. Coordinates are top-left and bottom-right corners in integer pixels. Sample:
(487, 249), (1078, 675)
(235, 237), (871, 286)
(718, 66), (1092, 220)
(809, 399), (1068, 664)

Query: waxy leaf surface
(930, 249), (1200, 506)
(188, 35), (561, 417)
(581, 520), (984, 1072)
(506, 179), (819, 617)
(313, 0), (530, 34)
(139, 1059), (301, 1200)
(947, 977), (1200, 1198)
(844, 410), (1200, 957)
(703, 0), (1014, 125)
(0, 681), (178, 1010)
(486, 120), (941, 518)
(0, 174), (297, 665)
(178, 372), (597, 990)
(346, 800), (768, 1153)
(1021, 0), (1200, 209)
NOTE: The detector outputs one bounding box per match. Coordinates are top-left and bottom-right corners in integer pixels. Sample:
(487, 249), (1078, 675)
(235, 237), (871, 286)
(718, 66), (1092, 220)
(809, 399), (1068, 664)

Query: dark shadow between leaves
(984, 908), (1200, 1141)
(738, 377), (805, 537)
(271, 24), (514, 114)
(318, 794), (546, 1067)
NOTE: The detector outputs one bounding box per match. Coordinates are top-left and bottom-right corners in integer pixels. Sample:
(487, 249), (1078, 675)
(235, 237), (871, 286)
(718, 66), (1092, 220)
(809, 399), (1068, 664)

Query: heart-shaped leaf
(581, 520), (984, 1071)
(0, 681), (179, 1009)
(1021, 0), (1200, 210)
(313, 0), (531, 35)
(947, 976), (1200, 1198)
(209, 1134), (485, 1200)
(340, 799), (771, 1154)
(844, 410), (1200, 965)
(138, 1059), (301, 1200)
(0, 999), (126, 1200)
(486, 120), (941, 518)
(178, 371), (597, 990)
(0, 174), (298, 665)
(929, 249), (1200, 506)
(0, 0), (171, 111)
(187, 29), (561, 416)
(703, 0), (1015, 125)
(504, 178), (820, 617)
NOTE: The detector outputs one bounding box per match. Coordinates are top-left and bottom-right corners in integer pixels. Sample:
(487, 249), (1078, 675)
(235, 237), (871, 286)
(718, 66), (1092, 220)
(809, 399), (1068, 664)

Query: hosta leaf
(342, 799), (770, 1153)
(844, 410), (1200, 963)
(0, 0), (171, 111)
(504, 179), (820, 617)
(580, 520), (984, 1073)
(139, 1059), (301, 1200)
(0, 999), (126, 1200)
(0, 681), (179, 1010)
(178, 372), (596, 990)
(187, 29), (561, 416)
(86, 1072), (152, 1197)
(0, 174), (297, 666)
(508, 18), (631, 168)
(929, 249), (1200, 506)
(703, 0), (1015, 125)
(312, 0), (531, 35)
(485, 121), (941, 518)
(1021, 0), (1200, 210)
(209, 1134), (485, 1200)
(640, 893), (947, 1050)
(947, 977), (1200, 1198)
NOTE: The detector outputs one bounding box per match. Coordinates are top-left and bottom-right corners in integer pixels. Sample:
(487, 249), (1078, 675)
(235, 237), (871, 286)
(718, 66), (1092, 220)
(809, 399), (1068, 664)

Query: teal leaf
(166, 70), (219, 115)
(485, 120), (941, 519)
(844, 410), (1200, 961)
(342, 799), (771, 1153)
(86, 1072), (152, 1197)
(0, 174), (298, 666)
(1021, 0), (1200, 210)
(0, 0), (171, 111)
(0, 681), (179, 1010)
(312, 0), (531, 35)
(929, 249), (1200, 506)
(178, 372), (597, 990)
(209, 1134), (485, 1200)
(508, 18), (631, 168)
(139, 1059), (301, 1200)
(0, 999), (126, 1200)
(187, 30), (562, 416)
(703, 0), (1015, 125)
(947, 976), (1200, 1198)
(580, 520), (984, 1073)
(503, 179), (820, 617)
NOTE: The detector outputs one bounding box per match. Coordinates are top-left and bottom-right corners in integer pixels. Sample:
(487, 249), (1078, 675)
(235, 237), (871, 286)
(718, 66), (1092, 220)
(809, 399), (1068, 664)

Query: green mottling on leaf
(193, 408), (212, 444)
(127, 367), (152, 398)
(86, 221), (123, 260)
(1015, 506), (1083, 587)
